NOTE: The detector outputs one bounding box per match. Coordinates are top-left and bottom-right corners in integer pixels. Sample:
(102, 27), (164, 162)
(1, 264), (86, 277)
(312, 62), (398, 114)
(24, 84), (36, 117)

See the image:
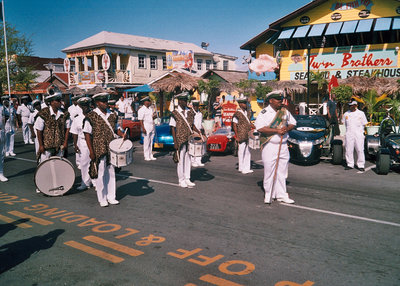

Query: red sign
(63, 58), (70, 72)
(102, 53), (111, 71)
(221, 102), (238, 127)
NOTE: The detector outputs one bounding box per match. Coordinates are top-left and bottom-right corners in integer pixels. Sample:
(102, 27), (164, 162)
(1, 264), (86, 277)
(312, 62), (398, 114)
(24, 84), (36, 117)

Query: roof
(241, 0), (328, 50)
(202, 70), (247, 83)
(63, 31), (213, 56)
(21, 56), (65, 71)
(212, 52), (238, 61)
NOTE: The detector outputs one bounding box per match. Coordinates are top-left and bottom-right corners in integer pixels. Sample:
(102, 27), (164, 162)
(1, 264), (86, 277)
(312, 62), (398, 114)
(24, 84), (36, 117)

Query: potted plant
(356, 89), (388, 135)
(255, 82), (272, 105)
(197, 79), (221, 135)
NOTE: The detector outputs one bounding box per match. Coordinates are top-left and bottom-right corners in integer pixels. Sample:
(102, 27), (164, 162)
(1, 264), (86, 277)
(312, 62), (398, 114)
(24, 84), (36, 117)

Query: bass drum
(35, 157), (75, 196)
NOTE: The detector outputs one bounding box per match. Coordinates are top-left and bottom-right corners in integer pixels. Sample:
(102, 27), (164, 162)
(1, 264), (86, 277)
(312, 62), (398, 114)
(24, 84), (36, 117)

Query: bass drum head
(35, 157), (75, 196)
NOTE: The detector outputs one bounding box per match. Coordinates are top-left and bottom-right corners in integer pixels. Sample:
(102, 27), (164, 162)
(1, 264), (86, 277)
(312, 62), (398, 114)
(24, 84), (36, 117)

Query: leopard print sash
(171, 109), (195, 150)
(38, 107), (70, 151)
(233, 110), (252, 143)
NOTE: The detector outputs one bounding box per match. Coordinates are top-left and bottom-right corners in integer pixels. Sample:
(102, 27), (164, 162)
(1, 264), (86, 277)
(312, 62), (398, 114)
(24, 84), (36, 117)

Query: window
(213, 61), (217, 69)
(150, 56), (157, 70)
(120, 63), (126, 70)
(206, 60), (211, 70)
(197, 59), (203, 70)
(162, 56), (167, 70)
(138, 55), (146, 69)
(223, 60), (228, 71)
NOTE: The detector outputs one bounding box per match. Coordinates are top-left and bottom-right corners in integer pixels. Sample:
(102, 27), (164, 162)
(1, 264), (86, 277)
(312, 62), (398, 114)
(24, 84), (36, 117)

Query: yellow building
(241, 0), (400, 103)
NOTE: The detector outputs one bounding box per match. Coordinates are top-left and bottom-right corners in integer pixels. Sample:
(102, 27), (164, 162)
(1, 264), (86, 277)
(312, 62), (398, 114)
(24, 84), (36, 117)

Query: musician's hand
(89, 151), (95, 161)
(31, 133), (36, 140)
(277, 127), (287, 136)
(38, 145), (45, 156)
(74, 145), (80, 154)
(123, 133), (128, 140)
(174, 142), (178, 150)
(62, 142), (68, 151)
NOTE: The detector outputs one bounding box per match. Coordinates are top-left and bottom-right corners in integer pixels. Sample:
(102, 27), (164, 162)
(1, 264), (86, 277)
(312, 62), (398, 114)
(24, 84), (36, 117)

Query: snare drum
(248, 130), (260, 150)
(188, 134), (206, 157)
(34, 157), (75, 196)
(109, 138), (133, 167)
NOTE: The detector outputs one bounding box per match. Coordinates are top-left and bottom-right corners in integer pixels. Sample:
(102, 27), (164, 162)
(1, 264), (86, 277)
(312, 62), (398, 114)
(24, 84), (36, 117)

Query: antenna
(201, 42), (209, 50)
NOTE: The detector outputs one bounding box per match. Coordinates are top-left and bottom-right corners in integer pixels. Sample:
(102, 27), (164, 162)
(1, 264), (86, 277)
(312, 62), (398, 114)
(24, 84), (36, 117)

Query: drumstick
(118, 129), (128, 149)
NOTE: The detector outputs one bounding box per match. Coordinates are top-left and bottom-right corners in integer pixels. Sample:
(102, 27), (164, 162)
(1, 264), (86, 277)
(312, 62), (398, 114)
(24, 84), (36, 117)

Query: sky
(3, 0), (311, 70)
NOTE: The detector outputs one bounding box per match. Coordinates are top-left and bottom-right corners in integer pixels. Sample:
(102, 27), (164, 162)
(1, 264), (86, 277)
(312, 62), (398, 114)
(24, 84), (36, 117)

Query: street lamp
(45, 62), (55, 84)
(306, 43), (311, 108)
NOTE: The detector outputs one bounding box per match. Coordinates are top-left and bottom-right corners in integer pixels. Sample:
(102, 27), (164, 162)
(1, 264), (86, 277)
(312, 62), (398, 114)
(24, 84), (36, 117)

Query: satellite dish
(201, 42), (209, 49)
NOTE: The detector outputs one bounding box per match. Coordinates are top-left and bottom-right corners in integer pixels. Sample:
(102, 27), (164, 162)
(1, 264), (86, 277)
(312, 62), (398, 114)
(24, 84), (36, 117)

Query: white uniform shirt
(255, 105), (296, 144)
(17, 104), (32, 118)
(28, 109), (39, 125)
(70, 113), (86, 141)
(68, 104), (82, 121)
(193, 109), (203, 131)
(169, 106), (191, 128)
(138, 105), (155, 132)
(116, 99), (127, 114)
(83, 108), (121, 135)
(34, 107), (72, 131)
(342, 109), (368, 136)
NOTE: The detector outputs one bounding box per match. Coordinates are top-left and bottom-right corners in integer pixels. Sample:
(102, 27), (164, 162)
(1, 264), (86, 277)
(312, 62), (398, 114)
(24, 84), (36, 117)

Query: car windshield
(294, 115), (327, 129)
(214, 127), (232, 135)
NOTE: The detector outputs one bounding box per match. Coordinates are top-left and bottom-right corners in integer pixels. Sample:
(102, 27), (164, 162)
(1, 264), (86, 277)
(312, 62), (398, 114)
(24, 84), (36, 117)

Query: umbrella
(125, 84), (154, 93)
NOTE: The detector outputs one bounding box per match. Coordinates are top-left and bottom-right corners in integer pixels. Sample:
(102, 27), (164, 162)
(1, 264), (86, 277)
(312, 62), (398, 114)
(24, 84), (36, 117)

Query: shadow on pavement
(117, 180), (154, 200)
(0, 219), (30, 238)
(6, 167), (36, 179)
(0, 229), (65, 274)
(191, 168), (214, 182)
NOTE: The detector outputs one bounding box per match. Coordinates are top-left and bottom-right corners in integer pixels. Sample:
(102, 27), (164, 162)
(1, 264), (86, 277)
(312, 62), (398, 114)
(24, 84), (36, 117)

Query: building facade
(62, 31), (237, 90)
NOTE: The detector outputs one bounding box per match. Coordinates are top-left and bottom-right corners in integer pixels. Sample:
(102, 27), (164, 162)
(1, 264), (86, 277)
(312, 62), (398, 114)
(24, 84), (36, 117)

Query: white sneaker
(76, 184), (88, 191)
(29, 141), (35, 145)
(179, 181), (188, 188)
(242, 170), (254, 174)
(144, 158), (151, 161)
(36, 189), (41, 193)
(192, 162), (199, 167)
(5, 152), (9, 157)
(264, 198), (271, 204)
(9, 152), (16, 156)
(107, 199), (120, 205)
(100, 202), (109, 207)
(150, 156), (157, 161)
(0, 175), (8, 182)
(277, 198), (295, 204)
(198, 163), (205, 167)
(185, 180), (195, 187)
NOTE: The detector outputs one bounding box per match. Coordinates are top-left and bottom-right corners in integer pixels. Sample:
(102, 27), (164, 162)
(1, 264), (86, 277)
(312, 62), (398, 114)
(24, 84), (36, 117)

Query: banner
(166, 50), (194, 69)
(221, 102), (238, 127)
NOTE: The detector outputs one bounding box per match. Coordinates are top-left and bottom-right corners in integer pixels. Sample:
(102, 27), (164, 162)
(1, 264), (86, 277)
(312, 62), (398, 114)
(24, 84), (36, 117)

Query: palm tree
(354, 89), (388, 124)
(310, 71), (328, 113)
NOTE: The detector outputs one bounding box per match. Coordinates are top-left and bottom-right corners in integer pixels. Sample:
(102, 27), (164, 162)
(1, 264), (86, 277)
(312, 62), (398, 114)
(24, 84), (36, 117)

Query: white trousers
(39, 149), (63, 163)
(345, 133), (365, 168)
(21, 117), (31, 144)
(191, 155), (202, 165)
(238, 142), (251, 172)
(143, 130), (155, 159)
(78, 141), (92, 187)
(262, 142), (290, 201)
(95, 157), (116, 205)
(0, 130), (5, 175)
(177, 144), (191, 183)
(5, 130), (14, 153)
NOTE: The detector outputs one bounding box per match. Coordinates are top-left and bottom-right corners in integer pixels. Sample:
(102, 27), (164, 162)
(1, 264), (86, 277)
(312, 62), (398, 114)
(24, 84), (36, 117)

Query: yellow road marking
(8, 210), (54, 225)
(199, 274), (244, 286)
(64, 240), (124, 263)
(83, 235), (144, 257)
(0, 214), (32, 228)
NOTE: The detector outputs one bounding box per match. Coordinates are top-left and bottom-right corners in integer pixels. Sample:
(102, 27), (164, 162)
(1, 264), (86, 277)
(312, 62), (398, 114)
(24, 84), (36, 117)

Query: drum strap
(98, 112), (118, 139)
(238, 109), (251, 124)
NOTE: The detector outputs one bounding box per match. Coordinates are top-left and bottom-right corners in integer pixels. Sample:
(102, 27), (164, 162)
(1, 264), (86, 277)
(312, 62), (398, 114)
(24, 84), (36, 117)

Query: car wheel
(376, 151), (390, 175)
(332, 144), (343, 165)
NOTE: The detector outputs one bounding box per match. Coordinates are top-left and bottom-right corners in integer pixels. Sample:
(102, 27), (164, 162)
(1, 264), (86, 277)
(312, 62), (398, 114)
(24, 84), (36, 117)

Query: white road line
(10, 157), (36, 163)
(281, 203), (400, 227)
(357, 165), (375, 174)
(116, 174), (179, 187)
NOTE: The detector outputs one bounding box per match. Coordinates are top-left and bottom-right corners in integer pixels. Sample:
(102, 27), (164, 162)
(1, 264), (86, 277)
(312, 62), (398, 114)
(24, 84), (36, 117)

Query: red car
(122, 118), (141, 139)
(206, 127), (237, 155)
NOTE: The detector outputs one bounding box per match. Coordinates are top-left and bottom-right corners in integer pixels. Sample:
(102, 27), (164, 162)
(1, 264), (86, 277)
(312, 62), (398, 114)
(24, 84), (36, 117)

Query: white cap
(348, 101), (358, 105)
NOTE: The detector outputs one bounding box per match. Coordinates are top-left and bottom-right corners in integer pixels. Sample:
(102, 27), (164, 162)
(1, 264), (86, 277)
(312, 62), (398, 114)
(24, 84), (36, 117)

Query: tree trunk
(159, 91), (164, 117)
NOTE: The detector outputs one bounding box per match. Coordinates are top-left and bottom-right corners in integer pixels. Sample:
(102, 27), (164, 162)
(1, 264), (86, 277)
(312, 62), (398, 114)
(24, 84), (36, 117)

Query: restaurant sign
(289, 48), (399, 80)
(67, 48), (106, 58)
(221, 102), (238, 127)
(166, 50), (194, 69)
(330, 0), (374, 11)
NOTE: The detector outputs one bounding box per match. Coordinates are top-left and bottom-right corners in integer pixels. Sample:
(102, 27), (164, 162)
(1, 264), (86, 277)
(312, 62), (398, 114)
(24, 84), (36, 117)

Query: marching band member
(71, 97), (93, 191)
(232, 96), (255, 174)
(28, 100), (42, 157)
(0, 98), (8, 182)
(68, 95), (83, 121)
(190, 100), (205, 167)
(83, 93), (126, 207)
(3, 97), (16, 157)
(170, 92), (201, 188)
(34, 90), (71, 163)
(138, 96), (156, 161)
(255, 91), (296, 204)
(17, 95), (34, 145)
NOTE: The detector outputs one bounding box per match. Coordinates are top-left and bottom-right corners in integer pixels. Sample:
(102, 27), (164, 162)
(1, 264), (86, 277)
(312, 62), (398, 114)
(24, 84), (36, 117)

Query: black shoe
(345, 166), (353, 170)
(359, 168), (365, 172)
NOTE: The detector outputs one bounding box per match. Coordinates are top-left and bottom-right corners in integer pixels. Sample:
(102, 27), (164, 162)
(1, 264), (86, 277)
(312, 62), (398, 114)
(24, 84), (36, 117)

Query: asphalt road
(0, 131), (399, 286)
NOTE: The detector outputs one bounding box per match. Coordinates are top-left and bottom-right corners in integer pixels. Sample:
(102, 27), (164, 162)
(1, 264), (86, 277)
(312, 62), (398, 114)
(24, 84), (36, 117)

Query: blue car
(140, 117), (174, 148)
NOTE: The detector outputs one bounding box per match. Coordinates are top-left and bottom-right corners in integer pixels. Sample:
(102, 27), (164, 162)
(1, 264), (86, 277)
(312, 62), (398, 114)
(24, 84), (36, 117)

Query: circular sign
(102, 53), (111, 71)
(397, 6), (400, 14)
(300, 16), (310, 24)
(97, 72), (104, 81)
(331, 13), (342, 21)
(359, 10), (370, 18)
(63, 58), (70, 72)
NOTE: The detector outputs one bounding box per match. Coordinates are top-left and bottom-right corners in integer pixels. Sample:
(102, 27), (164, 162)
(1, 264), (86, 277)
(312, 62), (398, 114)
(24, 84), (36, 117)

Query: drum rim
(109, 138), (133, 152)
(34, 156), (76, 195)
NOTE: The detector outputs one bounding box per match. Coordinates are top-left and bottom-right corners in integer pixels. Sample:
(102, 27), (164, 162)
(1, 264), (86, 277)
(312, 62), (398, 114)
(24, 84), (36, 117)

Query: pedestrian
(342, 101), (368, 172)
(170, 92), (201, 188)
(138, 96), (156, 161)
(3, 97), (17, 157)
(27, 99), (42, 157)
(108, 99), (118, 115)
(232, 96), (255, 174)
(83, 92), (126, 207)
(190, 100), (205, 167)
(70, 97), (94, 191)
(34, 90), (71, 163)
(17, 95), (34, 145)
(0, 97), (8, 182)
(213, 96), (222, 129)
(116, 95), (127, 116)
(327, 93), (340, 136)
(255, 90), (296, 204)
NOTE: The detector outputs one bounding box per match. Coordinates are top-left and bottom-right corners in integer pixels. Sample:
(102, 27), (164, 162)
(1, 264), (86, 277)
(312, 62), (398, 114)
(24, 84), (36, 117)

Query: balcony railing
(69, 70), (131, 85)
